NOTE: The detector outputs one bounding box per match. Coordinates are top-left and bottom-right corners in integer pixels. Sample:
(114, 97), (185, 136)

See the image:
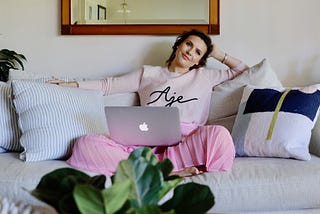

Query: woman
(50, 29), (249, 176)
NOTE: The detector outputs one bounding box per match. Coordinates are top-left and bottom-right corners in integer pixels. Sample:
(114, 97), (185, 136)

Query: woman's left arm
(209, 44), (248, 70)
(208, 43), (250, 80)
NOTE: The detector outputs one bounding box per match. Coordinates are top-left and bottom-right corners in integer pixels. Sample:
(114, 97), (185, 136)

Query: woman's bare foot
(171, 166), (203, 177)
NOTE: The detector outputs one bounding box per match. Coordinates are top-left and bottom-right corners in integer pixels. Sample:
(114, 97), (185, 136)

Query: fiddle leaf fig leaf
(161, 183), (215, 214)
(30, 168), (91, 210)
(155, 158), (174, 180)
(59, 193), (81, 214)
(88, 175), (107, 189)
(30, 148), (215, 214)
(30, 168), (106, 213)
(73, 184), (105, 214)
(135, 205), (175, 214)
(157, 179), (182, 200)
(114, 155), (163, 207)
(102, 179), (131, 214)
(128, 147), (159, 166)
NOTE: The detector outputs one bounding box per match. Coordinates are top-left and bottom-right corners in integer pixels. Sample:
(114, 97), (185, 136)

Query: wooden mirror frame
(61, 0), (219, 35)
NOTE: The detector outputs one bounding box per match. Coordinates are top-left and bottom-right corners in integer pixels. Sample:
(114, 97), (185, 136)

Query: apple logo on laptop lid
(139, 122), (149, 132)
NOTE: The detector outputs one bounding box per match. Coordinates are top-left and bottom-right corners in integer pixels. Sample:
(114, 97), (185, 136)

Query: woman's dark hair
(166, 29), (213, 70)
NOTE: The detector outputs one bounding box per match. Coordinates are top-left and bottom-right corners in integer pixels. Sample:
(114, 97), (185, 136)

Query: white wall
(1, 0), (320, 86)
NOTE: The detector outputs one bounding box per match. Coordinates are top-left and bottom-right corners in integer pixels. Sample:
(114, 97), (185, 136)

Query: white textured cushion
(0, 82), (22, 152)
(207, 58), (283, 132)
(231, 84), (320, 160)
(11, 80), (107, 161)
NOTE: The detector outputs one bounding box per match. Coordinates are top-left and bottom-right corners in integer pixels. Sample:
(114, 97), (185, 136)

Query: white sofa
(1, 59), (320, 213)
(2, 150), (320, 213)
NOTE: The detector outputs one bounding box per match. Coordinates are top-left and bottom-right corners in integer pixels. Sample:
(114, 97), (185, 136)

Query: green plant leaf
(134, 205), (175, 214)
(160, 183), (215, 214)
(156, 158), (173, 179)
(128, 147), (159, 166)
(30, 148), (215, 214)
(31, 168), (88, 208)
(30, 168), (104, 213)
(0, 49), (27, 82)
(59, 193), (81, 214)
(88, 175), (107, 189)
(157, 179), (182, 200)
(115, 157), (163, 207)
(102, 179), (131, 214)
(73, 184), (105, 214)
(0, 49), (26, 70)
(0, 61), (15, 72)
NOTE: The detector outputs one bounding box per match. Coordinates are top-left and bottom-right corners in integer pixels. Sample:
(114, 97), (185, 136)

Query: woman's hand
(47, 79), (79, 88)
(209, 43), (243, 68)
(209, 43), (225, 62)
(170, 166), (203, 177)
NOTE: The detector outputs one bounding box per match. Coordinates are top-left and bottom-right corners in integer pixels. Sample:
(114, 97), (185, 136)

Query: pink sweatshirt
(79, 64), (249, 125)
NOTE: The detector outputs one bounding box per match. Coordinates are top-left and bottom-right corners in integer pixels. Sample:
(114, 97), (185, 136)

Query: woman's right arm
(48, 69), (143, 96)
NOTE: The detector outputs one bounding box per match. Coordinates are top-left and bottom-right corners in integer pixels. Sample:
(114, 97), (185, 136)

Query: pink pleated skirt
(67, 123), (235, 176)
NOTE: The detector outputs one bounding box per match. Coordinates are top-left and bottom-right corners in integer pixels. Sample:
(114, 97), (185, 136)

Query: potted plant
(0, 49), (27, 82)
(30, 147), (215, 214)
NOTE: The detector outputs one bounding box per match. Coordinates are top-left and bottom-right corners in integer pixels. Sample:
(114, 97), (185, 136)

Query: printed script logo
(147, 86), (198, 107)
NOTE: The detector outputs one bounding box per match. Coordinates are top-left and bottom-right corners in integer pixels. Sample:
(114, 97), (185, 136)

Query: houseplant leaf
(102, 179), (131, 214)
(31, 168), (106, 214)
(157, 179), (182, 200)
(134, 205), (175, 214)
(128, 147), (178, 180)
(0, 49), (26, 69)
(31, 168), (89, 209)
(0, 49), (27, 82)
(31, 148), (215, 214)
(59, 193), (81, 214)
(73, 184), (105, 214)
(114, 155), (164, 207)
(160, 182), (215, 214)
(128, 146), (159, 165)
(155, 158), (174, 179)
(113, 148), (185, 211)
(88, 174), (107, 189)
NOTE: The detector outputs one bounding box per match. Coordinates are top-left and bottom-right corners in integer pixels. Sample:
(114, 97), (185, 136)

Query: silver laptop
(104, 106), (182, 146)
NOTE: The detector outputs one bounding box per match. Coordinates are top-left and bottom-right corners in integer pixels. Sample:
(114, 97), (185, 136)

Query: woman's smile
(182, 53), (190, 61)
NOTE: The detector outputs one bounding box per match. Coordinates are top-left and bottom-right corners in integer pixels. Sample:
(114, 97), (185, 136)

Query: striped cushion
(231, 84), (320, 160)
(0, 82), (22, 152)
(11, 80), (107, 161)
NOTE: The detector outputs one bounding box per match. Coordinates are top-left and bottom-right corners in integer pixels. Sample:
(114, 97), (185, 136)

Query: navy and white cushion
(208, 58), (283, 132)
(232, 84), (320, 160)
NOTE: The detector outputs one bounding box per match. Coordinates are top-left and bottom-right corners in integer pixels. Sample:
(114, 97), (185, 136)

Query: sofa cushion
(0, 82), (22, 152)
(0, 152), (105, 209)
(231, 84), (320, 160)
(207, 58), (283, 132)
(11, 80), (108, 161)
(310, 121), (320, 157)
(1, 153), (320, 213)
(185, 155), (320, 213)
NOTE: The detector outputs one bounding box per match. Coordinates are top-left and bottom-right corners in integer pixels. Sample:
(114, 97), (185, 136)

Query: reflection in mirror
(72, 0), (209, 25)
(61, 0), (220, 35)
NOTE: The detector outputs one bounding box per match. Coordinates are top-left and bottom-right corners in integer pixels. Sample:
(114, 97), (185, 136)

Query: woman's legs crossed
(154, 125), (235, 173)
(67, 134), (136, 176)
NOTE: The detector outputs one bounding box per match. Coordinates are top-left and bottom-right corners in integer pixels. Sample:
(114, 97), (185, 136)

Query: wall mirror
(61, 0), (219, 35)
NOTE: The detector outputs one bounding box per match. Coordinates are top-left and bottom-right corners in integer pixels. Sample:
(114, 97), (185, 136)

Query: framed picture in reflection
(98, 5), (106, 20)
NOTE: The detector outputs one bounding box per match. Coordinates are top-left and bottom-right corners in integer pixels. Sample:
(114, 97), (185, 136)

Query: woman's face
(173, 35), (208, 69)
